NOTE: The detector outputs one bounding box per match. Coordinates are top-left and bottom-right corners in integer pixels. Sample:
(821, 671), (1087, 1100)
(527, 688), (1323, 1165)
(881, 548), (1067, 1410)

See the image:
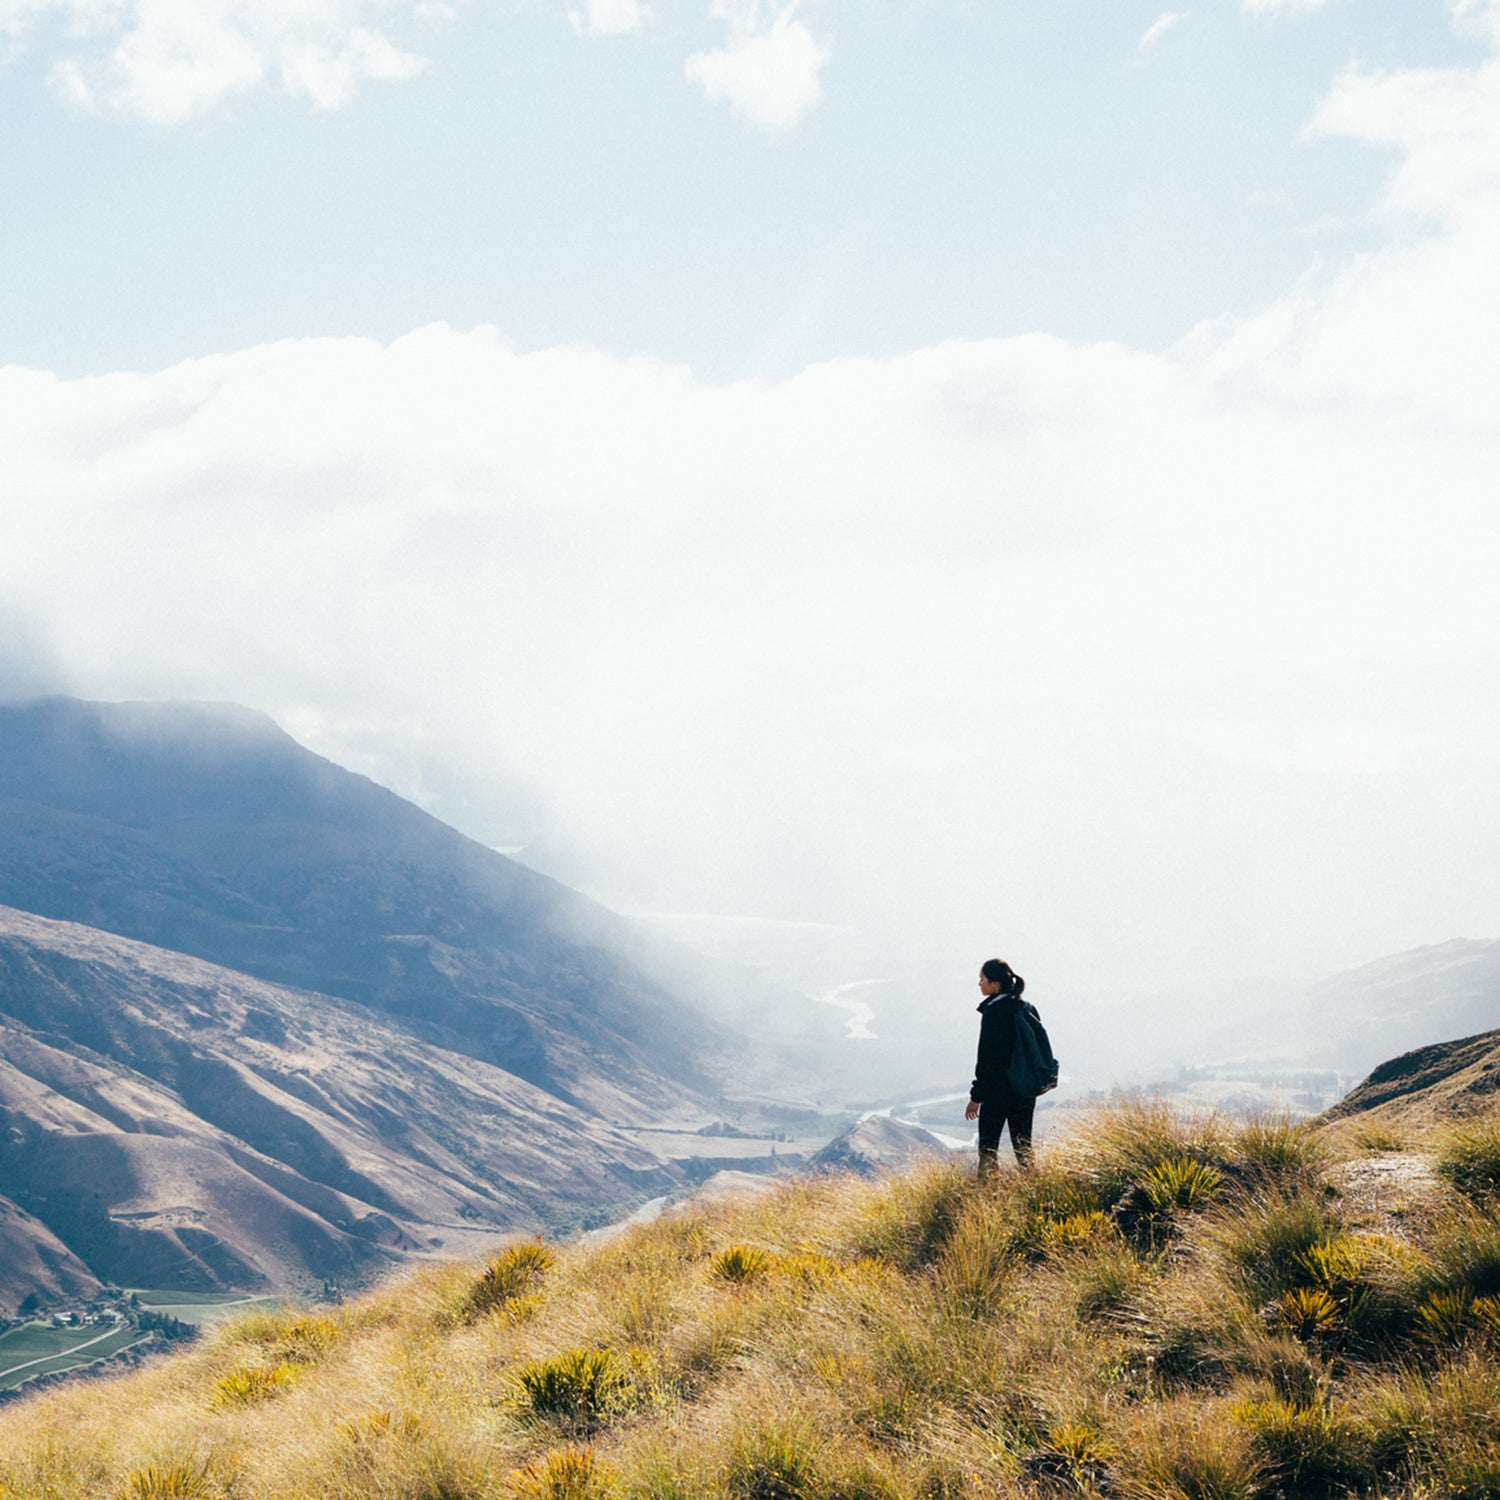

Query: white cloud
(685, 0), (831, 130)
(6, 0), (429, 123)
(4, 5), (1500, 995)
(1310, 48), (1500, 222)
(1452, 0), (1500, 45)
(1137, 11), (1186, 54)
(1189, 33), (1500, 430)
(1241, 0), (1334, 15)
(566, 0), (651, 37)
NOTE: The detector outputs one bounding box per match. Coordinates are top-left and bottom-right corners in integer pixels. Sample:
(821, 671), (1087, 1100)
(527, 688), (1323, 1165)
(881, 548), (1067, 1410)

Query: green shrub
(1472, 1293), (1500, 1338)
(1070, 1097), (1231, 1199)
(1211, 1189), (1343, 1305)
(1005, 1164), (1113, 1257)
(1296, 1234), (1367, 1293)
(1043, 1209), (1114, 1249)
(464, 1239), (555, 1319)
(1417, 1289), (1474, 1344)
(1275, 1286), (1341, 1342)
(1236, 1397), (1370, 1490)
(515, 1348), (627, 1431)
(709, 1246), (775, 1285)
(852, 1162), (969, 1271)
(1424, 1208), (1500, 1301)
(272, 1313), (340, 1364)
(1287, 1231), (1428, 1350)
(211, 1364), (296, 1405)
(1142, 1157), (1224, 1215)
(1027, 1422), (1119, 1490)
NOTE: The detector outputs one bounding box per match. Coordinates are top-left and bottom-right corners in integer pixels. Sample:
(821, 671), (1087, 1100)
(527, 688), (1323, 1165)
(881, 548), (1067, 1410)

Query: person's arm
(966, 1009), (993, 1119)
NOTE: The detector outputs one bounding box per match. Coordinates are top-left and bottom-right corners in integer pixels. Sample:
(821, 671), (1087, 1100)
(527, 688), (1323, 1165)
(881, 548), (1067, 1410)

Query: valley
(2, 695), (1499, 1346)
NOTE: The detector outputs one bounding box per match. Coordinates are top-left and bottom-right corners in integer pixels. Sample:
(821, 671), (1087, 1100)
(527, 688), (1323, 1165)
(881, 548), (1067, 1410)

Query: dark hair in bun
(980, 958), (1024, 996)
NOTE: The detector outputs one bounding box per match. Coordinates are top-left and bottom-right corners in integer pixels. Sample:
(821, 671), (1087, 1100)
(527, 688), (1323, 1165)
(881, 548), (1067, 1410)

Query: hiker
(965, 958), (1039, 1175)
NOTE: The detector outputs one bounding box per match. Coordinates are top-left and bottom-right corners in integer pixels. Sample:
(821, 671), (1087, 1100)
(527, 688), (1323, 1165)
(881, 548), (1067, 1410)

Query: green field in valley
(0, 1290), (286, 1395)
(130, 1290), (286, 1326)
(0, 1322), (146, 1395)
(132, 1289), (253, 1307)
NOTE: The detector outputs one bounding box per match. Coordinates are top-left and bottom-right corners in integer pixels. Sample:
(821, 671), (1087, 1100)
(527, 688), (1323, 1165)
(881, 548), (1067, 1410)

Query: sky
(3, 0), (1500, 1021)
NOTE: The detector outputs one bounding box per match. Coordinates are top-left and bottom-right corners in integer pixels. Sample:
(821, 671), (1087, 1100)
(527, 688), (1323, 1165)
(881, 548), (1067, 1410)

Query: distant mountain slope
(1291, 940), (1500, 1074)
(0, 904), (681, 1311)
(1320, 1026), (1500, 1127)
(1182, 938), (1500, 1083)
(0, 1193), (98, 1316)
(0, 697), (778, 1114)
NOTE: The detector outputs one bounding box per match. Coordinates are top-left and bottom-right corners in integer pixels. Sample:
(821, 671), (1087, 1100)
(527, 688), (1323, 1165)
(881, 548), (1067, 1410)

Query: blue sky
(0, 1), (1479, 378)
(3, 0), (1500, 1009)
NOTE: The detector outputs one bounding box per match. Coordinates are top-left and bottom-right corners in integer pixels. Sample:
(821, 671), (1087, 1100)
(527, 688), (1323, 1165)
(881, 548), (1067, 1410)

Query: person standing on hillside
(964, 958), (1036, 1175)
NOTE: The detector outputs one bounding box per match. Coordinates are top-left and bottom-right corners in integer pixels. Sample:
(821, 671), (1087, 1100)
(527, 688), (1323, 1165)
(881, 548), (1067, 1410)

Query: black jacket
(970, 992), (1024, 1104)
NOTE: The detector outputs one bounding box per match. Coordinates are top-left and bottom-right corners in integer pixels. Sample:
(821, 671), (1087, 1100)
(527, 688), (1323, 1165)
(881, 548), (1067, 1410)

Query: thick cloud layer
(3, 21), (1499, 1000)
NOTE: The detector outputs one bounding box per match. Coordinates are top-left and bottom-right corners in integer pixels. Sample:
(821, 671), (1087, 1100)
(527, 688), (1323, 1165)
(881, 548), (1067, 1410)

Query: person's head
(978, 958), (1024, 998)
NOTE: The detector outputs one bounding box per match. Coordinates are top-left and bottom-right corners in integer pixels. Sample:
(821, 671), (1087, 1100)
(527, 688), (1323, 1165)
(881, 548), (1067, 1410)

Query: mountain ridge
(1319, 1024), (1500, 1126)
(0, 697), (835, 1313)
(0, 695), (778, 1112)
(0, 902), (688, 1307)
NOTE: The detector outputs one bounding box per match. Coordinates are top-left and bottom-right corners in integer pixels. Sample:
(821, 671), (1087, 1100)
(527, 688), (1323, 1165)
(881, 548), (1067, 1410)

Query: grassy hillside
(3, 1098), (1500, 1499)
(0, 903), (686, 1307)
(1321, 1026), (1500, 1130)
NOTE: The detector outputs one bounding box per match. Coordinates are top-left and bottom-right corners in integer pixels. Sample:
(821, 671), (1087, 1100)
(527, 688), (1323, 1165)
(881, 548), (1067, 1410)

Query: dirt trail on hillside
(1331, 1152), (1442, 1237)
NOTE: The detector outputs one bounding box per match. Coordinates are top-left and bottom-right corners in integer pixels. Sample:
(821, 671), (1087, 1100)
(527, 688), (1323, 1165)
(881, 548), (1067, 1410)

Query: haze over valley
(0, 696), (1496, 1331)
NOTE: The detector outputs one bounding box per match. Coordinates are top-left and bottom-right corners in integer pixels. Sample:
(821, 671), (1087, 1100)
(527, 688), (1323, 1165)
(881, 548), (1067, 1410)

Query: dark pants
(977, 1093), (1035, 1176)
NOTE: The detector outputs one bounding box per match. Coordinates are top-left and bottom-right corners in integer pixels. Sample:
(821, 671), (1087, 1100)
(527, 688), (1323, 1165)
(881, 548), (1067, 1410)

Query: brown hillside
(0, 1195), (99, 1315)
(0, 905), (681, 1310)
(1320, 1025), (1500, 1126)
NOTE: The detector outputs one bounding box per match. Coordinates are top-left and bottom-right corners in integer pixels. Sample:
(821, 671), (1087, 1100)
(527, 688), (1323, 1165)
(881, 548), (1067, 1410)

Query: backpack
(1005, 1001), (1060, 1098)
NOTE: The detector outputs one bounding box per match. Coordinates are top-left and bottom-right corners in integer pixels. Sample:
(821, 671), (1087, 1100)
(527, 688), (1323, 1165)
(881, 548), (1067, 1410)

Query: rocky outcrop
(812, 1115), (953, 1178)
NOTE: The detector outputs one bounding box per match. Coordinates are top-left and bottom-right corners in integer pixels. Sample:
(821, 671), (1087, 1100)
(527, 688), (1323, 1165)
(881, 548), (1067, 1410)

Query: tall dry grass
(4, 1099), (1499, 1500)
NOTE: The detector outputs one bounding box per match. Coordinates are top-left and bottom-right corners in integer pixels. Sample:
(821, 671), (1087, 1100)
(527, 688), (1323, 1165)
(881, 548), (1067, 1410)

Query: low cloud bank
(3, 18), (1499, 996)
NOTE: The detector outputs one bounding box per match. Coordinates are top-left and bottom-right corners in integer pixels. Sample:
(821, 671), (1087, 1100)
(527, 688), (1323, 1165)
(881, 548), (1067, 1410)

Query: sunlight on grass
(2, 1098), (1498, 1500)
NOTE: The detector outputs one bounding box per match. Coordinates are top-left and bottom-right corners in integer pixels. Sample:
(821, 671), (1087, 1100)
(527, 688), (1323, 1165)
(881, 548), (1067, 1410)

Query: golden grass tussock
(460, 1240), (558, 1322)
(8, 1098), (1500, 1500)
(509, 1443), (620, 1499)
(707, 1246), (776, 1286)
(124, 1459), (218, 1498)
(1437, 1111), (1500, 1201)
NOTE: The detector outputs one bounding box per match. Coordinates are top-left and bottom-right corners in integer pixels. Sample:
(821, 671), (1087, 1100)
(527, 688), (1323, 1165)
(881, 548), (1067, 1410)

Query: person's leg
(976, 1100), (1002, 1180)
(1008, 1093), (1037, 1168)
